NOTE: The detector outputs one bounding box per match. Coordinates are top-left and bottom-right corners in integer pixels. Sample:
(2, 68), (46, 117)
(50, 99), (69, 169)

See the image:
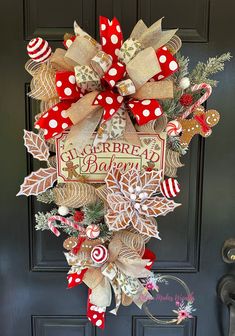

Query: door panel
(1, 0), (235, 335)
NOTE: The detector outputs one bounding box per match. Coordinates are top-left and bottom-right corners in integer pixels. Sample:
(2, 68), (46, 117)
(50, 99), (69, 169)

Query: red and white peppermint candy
(128, 99), (163, 126)
(87, 289), (106, 329)
(35, 101), (74, 140)
(102, 61), (126, 88)
(166, 120), (182, 136)
(93, 89), (123, 121)
(160, 178), (180, 198)
(67, 268), (88, 289)
(153, 46), (179, 81)
(91, 245), (109, 264)
(27, 37), (52, 63)
(86, 224), (100, 239)
(56, 71), (82, 101)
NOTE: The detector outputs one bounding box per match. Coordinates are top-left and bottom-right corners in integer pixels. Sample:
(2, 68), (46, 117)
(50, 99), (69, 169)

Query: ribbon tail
(109, 279), (122, 315)
(64, 108), (103, 153)
(87, 288), (106, 329)
(67, 268), (88, 288)
(99, 16), (123, 61)
(123, 110), (141, 146)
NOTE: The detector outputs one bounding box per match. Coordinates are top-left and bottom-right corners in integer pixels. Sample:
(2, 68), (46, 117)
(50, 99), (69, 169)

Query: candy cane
(48, 215), (86, 237)
(181, 83), (212, 119)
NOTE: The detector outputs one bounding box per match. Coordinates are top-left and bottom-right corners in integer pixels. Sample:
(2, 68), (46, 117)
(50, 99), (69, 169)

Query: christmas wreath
(18, 17), (231, 328)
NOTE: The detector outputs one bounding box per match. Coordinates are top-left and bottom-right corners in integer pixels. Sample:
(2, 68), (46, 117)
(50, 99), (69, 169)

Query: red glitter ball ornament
(73, 211), (84, 222)
(179, 93), (194, 107)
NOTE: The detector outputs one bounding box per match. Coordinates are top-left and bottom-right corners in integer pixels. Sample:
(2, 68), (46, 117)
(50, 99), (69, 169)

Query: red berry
(179, 93), (193, 107)
(73, 210), (84, 222)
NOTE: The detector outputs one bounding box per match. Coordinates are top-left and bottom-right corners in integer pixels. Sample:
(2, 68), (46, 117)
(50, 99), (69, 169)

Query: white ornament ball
(179, 77), (190, 90)
(166, 120), (182, 137)
(86, 224), (100, 239)
(58, 206), (69, 216)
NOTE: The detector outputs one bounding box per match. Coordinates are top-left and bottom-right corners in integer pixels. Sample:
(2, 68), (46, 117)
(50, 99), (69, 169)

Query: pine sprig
(83, 201), (105, 224)
(167, 136), (188, 155)
(190, 52), (232, 87)
(37, 189), (54, 204)
(35, 209), (78, 235)
(35, 209), (57, 231)
(174, 53), (190, 82)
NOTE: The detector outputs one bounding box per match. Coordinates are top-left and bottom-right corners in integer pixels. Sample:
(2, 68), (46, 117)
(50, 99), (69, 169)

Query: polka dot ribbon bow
(93, 16), (179, 126)
(35, 16), (179, 140)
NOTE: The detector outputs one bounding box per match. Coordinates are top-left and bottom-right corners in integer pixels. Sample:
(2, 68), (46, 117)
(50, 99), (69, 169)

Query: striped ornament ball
(27, 37), (52, 63)
(160, 178), (180, 198)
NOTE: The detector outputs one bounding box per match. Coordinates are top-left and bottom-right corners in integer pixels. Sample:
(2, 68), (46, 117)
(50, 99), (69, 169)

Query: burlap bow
(65, 230), (154, 315)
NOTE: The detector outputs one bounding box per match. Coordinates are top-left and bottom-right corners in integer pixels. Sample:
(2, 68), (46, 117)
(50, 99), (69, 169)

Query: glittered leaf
(23, 130), (49, 161)
(138, 198), (181, 217)
(17, 167), (57, 196)
(132, 212), (160, 238)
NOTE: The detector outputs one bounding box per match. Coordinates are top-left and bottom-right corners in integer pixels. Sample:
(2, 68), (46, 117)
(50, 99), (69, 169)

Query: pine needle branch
(190, 52), (232, 87)
(35, 209), (78, 235)
(37, 189), (55, 204)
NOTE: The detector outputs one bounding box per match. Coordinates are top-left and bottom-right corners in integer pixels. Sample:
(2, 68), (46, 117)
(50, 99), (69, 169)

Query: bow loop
(99, 16), (123, 62)
(102, 61), (126, 88)
(93, 90), (124, 121)
(153, 46), (179, 81)
(55, 71), (82, 100)
(128, 99), (163, 126)
(35, 71), (84, 139)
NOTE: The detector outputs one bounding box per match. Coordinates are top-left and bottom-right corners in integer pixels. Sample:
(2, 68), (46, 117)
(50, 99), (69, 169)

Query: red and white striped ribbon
(181, 83), (212, 119)
(48, 215), (86, 237)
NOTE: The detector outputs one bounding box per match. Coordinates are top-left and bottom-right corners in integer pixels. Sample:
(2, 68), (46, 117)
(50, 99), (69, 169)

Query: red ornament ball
(73, 210), (84, 222)
(179, 93), (193, 107)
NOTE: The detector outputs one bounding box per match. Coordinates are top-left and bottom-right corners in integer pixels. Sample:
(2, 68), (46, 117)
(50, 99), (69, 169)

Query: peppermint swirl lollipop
(91, 245), (109, 264)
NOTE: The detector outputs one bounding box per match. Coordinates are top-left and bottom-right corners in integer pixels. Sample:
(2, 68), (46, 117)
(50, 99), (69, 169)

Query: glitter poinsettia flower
(105, 166), (181, 238)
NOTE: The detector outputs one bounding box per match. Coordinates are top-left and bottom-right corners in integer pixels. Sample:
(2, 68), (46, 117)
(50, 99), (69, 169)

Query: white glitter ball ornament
(58, 206), (69, 216)
(179, 77), (190, 90)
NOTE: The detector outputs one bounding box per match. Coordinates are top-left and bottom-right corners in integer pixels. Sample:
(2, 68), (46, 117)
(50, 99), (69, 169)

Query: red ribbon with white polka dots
(93, 34), (178, 125)
(35, 71), (83, 139)
(99, 16), (123, 62)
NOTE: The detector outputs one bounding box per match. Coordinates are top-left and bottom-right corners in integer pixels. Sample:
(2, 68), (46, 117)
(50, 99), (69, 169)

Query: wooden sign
(55, 132), (166, 183)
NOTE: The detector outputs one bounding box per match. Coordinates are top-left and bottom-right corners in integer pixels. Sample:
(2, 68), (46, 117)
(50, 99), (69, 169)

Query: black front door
(1, 0), (235, 335)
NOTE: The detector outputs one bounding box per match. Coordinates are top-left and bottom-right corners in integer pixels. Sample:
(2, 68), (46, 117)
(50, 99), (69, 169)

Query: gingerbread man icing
(178, 105), (220, 148)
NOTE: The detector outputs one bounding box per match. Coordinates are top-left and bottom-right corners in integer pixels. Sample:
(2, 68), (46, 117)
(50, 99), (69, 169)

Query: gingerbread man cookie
(178, 106), (220, 148)
(62, 161), (80, 179)
(63, 237), (78, 251)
